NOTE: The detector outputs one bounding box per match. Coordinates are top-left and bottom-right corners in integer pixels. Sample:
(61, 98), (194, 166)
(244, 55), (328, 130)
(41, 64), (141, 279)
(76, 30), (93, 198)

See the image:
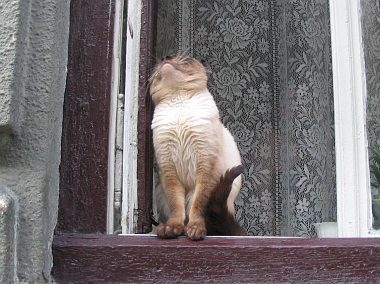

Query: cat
(150, 55), (242, 240)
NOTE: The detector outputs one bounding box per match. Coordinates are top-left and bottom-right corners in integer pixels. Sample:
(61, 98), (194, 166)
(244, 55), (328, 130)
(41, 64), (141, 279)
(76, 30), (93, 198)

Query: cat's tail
(204, 165), (246, 236)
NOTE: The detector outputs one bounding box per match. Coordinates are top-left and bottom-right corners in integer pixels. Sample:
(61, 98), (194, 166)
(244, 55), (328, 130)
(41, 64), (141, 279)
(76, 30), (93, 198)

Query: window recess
(111, 0), (380, 238)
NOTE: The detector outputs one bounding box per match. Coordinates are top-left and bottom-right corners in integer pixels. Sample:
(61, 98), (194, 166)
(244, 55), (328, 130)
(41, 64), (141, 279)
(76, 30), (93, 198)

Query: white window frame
(107, 0), (141, 234)
(330, 0), (379, 237)
(107, 0), (124, 234)
(120, 0), (141, 235)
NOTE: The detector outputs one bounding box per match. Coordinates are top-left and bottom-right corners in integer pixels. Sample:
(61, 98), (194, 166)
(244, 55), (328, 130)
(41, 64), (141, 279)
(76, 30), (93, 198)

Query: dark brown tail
(204, 165), (246, 236)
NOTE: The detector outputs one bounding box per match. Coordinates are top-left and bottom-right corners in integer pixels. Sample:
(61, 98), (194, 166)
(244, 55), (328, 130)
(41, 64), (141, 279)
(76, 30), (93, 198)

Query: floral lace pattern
(362, 0), (380, 227)
(362, 1), (380, 167)
(155, 0), (336, 237)
(276, 0), (336, 237)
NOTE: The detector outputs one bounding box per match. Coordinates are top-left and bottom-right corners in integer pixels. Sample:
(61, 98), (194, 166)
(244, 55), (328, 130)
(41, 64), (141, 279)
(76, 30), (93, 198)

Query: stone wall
(0, 0), (69, 282)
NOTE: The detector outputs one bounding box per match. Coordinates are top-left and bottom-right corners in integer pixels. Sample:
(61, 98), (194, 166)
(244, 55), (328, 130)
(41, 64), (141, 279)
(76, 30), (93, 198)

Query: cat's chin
(161, 61), (174, 70)
(160, 63), (183, 80)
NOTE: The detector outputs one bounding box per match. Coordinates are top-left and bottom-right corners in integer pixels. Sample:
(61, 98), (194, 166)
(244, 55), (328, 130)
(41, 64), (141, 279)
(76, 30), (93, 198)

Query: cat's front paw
(185, 221), (207, 241)
(156, 223), (184, 239)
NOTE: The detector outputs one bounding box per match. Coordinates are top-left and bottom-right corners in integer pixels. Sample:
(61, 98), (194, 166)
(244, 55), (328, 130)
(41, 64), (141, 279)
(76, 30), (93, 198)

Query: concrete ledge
(0, 184), (18, 284)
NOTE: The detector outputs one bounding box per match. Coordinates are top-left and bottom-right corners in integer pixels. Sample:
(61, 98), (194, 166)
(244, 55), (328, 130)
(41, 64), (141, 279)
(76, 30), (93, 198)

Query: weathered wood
(58, 0), (115, 233)
(54, 2), (380, 283)
(52, 233), (380, 283)
(136, 0), (157, 233)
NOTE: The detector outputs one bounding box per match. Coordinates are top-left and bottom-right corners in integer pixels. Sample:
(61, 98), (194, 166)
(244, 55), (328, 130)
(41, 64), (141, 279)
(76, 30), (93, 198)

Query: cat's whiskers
(176, 49), (189, 59)
(136, 55), (162, 95)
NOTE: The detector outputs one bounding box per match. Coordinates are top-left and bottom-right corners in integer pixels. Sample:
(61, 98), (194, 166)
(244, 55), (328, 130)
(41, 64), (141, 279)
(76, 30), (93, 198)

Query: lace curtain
(362, 0), (380, 202)
(155, 0), (336, 237)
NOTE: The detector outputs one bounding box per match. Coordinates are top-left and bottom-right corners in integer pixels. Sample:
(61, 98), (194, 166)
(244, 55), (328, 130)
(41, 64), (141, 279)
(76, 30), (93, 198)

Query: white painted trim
(329, 0), (374, 237)
(121, 0), (142, 234)
(107, 0), (124, 234)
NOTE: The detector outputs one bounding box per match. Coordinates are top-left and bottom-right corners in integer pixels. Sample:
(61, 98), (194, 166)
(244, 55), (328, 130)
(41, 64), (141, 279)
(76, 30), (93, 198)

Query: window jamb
(329, 0), (378, 237)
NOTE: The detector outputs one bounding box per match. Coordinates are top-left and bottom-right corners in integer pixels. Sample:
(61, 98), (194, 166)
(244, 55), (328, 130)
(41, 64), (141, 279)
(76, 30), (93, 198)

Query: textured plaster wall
(0, 0), (69, 282)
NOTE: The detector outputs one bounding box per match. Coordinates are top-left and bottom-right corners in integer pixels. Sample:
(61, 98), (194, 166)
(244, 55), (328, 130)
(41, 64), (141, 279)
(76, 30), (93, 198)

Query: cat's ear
(161, 55), (173, 61)
(200, 59), (211, 75)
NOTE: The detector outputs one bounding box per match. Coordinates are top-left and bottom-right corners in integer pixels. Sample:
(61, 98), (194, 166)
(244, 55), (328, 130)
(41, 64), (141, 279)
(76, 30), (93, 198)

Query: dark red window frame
(53, 0), (380, 282)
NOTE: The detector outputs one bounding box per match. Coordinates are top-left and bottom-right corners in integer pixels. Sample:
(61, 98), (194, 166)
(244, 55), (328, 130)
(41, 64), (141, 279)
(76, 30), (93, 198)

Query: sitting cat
(150, 55), (242, 240)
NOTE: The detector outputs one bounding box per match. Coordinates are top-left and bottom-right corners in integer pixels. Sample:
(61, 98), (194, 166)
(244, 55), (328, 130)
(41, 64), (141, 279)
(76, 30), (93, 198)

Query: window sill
(52, 233), (380, 283)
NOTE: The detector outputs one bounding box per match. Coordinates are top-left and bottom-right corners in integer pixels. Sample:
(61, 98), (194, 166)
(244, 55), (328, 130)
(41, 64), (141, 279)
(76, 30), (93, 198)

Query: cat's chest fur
(152, 92), (218, 125)
(152, 91), (220, 190)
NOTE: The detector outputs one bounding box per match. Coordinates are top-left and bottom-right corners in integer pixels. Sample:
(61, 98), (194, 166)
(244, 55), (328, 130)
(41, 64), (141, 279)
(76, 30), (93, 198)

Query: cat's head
(149, 55), (208, 104)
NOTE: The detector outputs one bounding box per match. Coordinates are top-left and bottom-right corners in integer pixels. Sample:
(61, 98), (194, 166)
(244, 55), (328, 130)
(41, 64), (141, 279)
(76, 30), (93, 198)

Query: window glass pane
(362, 0), (380, 231)
(154, 0), (336, 237)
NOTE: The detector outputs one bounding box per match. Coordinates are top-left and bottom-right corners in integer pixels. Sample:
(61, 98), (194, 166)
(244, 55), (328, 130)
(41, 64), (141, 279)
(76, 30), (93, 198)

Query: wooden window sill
(52, 233), (380, 283)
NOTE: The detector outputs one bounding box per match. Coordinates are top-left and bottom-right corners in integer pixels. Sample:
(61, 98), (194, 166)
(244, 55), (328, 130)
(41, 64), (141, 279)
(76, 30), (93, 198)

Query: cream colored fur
(150, 56), (241, 240)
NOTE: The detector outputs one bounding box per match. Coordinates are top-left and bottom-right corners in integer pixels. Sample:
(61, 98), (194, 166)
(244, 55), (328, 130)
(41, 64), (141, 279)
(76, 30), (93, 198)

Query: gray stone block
(0, 184), (17, 284)
(0, 0), (70, 281)
(0, 0), (26, 135)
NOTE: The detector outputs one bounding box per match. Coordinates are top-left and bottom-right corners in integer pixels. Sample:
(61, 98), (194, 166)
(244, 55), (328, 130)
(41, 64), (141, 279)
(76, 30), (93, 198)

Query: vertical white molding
(107, 0), (124, 234)
(121, 0), (142, 234)
(329, 0), (372, 237)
